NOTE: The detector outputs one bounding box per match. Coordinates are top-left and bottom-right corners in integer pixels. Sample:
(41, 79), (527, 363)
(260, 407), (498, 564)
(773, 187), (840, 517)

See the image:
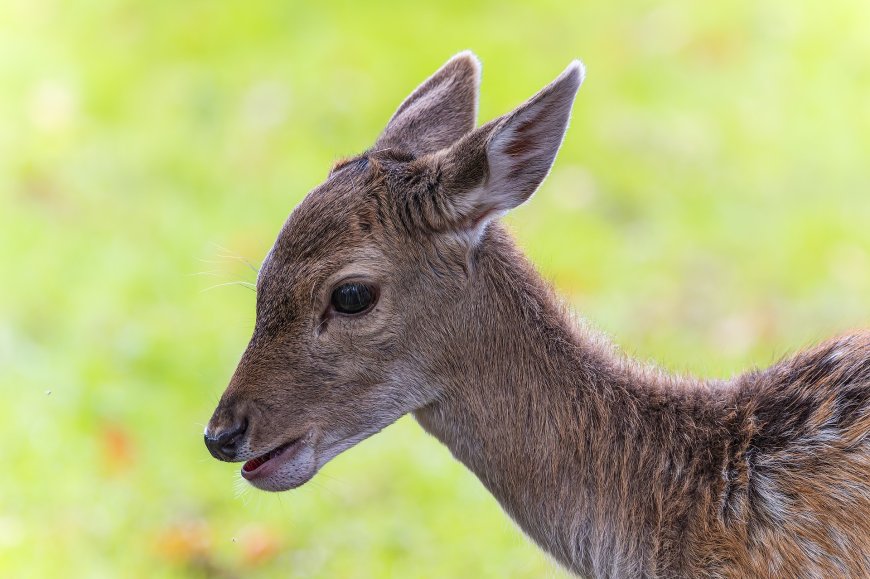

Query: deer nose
(204, 418), (248, 461)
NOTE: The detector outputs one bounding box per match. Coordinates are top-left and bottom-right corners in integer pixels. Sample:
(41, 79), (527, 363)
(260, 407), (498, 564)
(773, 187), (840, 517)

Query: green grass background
(1, 1), (868, 577)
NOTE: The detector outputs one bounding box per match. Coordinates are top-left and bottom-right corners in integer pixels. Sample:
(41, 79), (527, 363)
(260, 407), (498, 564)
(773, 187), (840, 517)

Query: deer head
(204, 52), (584, 491)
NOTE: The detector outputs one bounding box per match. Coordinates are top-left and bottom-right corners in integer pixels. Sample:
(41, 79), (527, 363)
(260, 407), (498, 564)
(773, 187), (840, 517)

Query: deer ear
(435, 61), (584, 238)
(375, 51), (481, 157)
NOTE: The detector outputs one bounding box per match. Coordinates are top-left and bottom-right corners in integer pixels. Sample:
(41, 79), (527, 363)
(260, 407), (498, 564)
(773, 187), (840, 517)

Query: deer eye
(330, 282), (376, 315)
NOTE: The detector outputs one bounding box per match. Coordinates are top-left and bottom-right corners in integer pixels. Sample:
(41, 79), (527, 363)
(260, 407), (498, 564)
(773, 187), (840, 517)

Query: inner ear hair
(435, 60), (585, 236)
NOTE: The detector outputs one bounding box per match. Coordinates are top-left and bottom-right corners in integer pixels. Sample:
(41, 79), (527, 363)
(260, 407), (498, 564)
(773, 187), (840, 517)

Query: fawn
(205, 52), (870, 577)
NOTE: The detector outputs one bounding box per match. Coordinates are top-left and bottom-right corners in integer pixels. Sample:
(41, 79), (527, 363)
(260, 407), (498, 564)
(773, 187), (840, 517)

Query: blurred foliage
(1, 0), (869, 577)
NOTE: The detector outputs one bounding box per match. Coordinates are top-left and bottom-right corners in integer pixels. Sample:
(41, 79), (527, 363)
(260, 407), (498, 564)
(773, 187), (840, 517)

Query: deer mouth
(240, 434), (309, 480)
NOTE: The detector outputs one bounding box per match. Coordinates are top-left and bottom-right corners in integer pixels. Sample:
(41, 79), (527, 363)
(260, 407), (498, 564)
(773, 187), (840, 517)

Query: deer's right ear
(375, 51), (481, 157)
(432, 61), (584, 242)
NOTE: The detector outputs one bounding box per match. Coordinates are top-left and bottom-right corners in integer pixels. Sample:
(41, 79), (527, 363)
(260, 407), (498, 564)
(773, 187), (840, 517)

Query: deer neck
(413, 225), (721, 574)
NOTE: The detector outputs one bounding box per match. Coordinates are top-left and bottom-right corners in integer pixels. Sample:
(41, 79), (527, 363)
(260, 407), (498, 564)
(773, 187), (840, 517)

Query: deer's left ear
(433, 61), (584, 238)
(375, 51), (481, 157)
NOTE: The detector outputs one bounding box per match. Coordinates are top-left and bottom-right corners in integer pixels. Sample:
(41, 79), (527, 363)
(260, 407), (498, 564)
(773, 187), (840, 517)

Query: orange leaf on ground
(99, 423), (136, 474)
(238, 524), (282, 566)
(154, 519), (212, 564)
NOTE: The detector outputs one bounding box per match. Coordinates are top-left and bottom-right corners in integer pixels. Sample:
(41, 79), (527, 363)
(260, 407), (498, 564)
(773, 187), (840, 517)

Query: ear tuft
(376, 52), (482, 156)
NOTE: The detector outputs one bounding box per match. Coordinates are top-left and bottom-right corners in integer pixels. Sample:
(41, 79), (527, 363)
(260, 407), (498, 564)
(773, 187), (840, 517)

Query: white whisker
(201, 281), (257, 293)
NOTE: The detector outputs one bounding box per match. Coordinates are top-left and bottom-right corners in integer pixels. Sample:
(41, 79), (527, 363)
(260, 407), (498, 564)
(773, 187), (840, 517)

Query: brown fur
(206, 52), (870, 577)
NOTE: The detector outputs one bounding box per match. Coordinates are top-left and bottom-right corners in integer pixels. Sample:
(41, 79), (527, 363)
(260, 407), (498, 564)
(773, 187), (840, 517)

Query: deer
(204, 52), (870, 577)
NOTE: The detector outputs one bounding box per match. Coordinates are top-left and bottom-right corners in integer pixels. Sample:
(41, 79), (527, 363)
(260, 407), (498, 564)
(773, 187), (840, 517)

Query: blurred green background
(1, 0), (868, 577)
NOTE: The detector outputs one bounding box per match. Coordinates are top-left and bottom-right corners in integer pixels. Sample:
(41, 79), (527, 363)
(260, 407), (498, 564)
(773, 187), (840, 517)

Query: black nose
(204, 418), (248, 461)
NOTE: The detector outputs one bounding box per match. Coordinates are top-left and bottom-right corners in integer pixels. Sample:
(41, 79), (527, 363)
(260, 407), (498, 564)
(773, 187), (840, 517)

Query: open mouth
(241, 436), (306, 479)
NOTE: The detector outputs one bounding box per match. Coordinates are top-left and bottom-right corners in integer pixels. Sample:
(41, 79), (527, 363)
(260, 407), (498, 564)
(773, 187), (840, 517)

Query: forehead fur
(269, 158), (378, 264)
(263, 149), (425, 271)
(253, 145), (455, 336)
(253, 155), (388, 327)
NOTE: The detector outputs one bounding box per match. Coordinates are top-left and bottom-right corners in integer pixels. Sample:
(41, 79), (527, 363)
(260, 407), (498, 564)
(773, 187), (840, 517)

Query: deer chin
(240, 426), (388, 493)
(240, 429), (318, 492)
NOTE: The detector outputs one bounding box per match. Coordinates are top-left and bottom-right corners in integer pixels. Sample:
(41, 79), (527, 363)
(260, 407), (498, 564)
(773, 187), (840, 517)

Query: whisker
(215, 254), (261, 275)
(314, 318), (328, 334)
(311, 470), (348, 489)
(241, 257), (260, 275)
(201, 281), (257, 293)
(196, 258), (242, 266)
(305, 475), (344, 500)
(234, 474), (252, 502)
(210, 243), (261, 274)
